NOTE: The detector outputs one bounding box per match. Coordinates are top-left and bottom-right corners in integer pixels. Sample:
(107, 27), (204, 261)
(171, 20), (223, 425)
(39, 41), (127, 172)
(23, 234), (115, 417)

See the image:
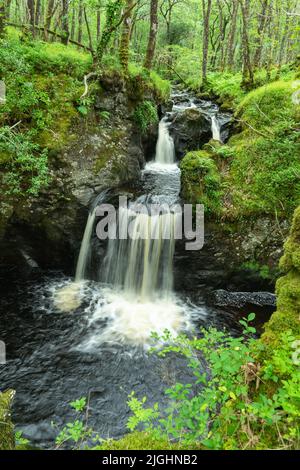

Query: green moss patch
(180, 150), (221, 216)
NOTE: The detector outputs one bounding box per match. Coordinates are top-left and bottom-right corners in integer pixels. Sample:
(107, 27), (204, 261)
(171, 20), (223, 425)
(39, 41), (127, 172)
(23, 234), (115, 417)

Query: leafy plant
(132, 100), (158, 134)
(126, 315), (300, 450)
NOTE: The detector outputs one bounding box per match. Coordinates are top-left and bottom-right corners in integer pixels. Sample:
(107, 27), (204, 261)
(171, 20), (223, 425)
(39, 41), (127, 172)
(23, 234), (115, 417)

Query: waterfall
(75, 190), (109, 281)
(75, 211), (96, 281)
(211, 115), (221, 142)
(66, 107), (193, 345)
(155, 117), (175, 164)
(101, 204), (179, 301)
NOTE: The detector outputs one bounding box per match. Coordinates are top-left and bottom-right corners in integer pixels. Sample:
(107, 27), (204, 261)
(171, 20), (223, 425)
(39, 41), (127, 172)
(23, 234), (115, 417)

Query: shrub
(0, 127), (49, 196)
(132, 100), (158, 133)
(126, 316), (300, 450)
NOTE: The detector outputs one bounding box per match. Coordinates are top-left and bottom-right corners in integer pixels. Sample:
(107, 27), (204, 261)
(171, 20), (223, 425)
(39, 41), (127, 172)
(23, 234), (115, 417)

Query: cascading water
(75, 190), (109, 282)
(155, 117), (175, 164)
(211, 114), (221, 142)
(101, 202), (179, 301)
(56, 110), (193, 346)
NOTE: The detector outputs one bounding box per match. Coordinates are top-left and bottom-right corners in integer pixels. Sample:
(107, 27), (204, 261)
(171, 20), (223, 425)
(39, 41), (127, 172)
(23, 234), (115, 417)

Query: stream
(0, 90), (273, 447)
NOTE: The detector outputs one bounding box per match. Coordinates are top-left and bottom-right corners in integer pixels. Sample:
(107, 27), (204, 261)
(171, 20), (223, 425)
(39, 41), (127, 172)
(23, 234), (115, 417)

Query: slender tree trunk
(44, 0), (55, 40)
(144, 0), (158, 70)
(240, 0), (254, 88)
(70, 4), (76, 41)
(0, 1), (6, 37)
(97, 7), (101, 40)
(226, 0), (238, 70)
(35, 0), (41, 26)
(120, 0), (134, 72)
(276, 0), (292, 77)
(84, 6), (93, 51)
(61, 0), (69, 44)
(27, 0), (35, 36)
(78, 0), (83, 44)
(253, 0), (269, 69)
(201, 0), (212, 83)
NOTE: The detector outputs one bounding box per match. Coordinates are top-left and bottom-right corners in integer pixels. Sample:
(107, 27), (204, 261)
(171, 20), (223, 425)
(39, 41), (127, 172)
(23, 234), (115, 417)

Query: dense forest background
(0, 0), (299, 86)
(0, 0), (300, 452)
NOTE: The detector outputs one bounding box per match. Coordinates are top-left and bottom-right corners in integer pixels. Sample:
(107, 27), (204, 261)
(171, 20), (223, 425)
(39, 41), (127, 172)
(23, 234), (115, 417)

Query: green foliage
(223, 80), (300, 218)
(0, 36), (91, 79)
(0, 390), (15, 450)
(0, 127), (49, 196)
(96, 431), (201, 450)
(132, 100), (158, 133)
(127, 316), (300, 450)
(241, 261), (273, 280)
(15, 431), (30, 448)
(54, 397), (102, 449)
(180, 150), (221, 216)
(0, 35), (87, 197)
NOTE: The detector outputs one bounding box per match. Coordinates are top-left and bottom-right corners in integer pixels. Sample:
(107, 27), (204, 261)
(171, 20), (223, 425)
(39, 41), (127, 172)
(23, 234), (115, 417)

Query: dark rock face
(218, 112), (232, 142)
(169, 108), (212, 159)
(210, 289), (276, 309)
(0, 86), (147, 276)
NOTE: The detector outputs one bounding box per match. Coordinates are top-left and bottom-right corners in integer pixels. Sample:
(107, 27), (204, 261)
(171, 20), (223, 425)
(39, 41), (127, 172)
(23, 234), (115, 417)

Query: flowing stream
(0, 90), (261, 447)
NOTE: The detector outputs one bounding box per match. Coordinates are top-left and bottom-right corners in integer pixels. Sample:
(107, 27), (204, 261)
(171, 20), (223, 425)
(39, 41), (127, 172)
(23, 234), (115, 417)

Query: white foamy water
(53, 281), (85, 312)
(80, 287), (193, 348)
(155, 117), (175, 164)
(211, 114), (221, 142)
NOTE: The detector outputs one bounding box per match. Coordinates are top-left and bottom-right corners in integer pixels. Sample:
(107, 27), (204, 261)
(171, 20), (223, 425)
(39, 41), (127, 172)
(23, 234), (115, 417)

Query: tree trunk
(240, 0), (254, 88)
(120, 0), (134, 72)
(253, 0), (269, 69)
(0, 1), (6, 37)
(61, 0), (69, 44)
(144, 0), (158, 70)
(276, 0), (292, 77)
(70, 4), (76, 41)
(96, 0), (124, 65)
(78, 0), (83, 44)
(27, 0), (35, 36)
(226, 0), (238, 70)
(44, 0), (55, 40)
(97, 7), (101, 40)
(84, 6), (93, 52)
(201, 0), (212, 84)
(35, 0), (41, 27)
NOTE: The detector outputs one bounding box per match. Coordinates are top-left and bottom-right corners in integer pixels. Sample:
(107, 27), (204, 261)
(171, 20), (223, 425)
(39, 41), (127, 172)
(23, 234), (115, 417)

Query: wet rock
(169, 108), (212, 158)
(211, 289), (276, 309)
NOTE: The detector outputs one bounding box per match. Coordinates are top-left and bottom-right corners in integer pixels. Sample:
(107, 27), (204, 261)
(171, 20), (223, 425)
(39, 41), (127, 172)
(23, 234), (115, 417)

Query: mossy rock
(262, 205), (300, 345)
(280, 206), (300, 272)
(0, 390), (15, 450)
(180, 150), (221, 216)
(96, 431), (202, 450)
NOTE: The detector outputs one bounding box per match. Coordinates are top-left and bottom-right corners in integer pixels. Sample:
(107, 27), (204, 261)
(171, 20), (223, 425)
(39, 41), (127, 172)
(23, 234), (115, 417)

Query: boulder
(211, 289), (276, 309)
(169, 108), (212, 159)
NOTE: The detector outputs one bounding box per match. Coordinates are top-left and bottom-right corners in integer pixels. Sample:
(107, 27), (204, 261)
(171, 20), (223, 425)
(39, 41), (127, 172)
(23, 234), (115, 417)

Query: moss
(221, 80), (300, 219)
(180, 150), (221, 216)
(96, 431), (202, 450)
(280, 207), (300, 272)
(236, 80), (295, 129)
(0, 390), (15, 450)
(262, 206), (300, 346)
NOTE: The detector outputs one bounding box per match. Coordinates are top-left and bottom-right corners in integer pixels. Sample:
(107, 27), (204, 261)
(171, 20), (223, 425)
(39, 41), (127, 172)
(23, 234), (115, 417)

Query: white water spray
(155, 117), (175, 164)
(211, 115), (221, 142)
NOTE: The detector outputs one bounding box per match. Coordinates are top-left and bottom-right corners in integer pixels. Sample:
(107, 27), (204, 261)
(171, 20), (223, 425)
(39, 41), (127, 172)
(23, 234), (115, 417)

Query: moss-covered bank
(262, 206), (300, 346)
